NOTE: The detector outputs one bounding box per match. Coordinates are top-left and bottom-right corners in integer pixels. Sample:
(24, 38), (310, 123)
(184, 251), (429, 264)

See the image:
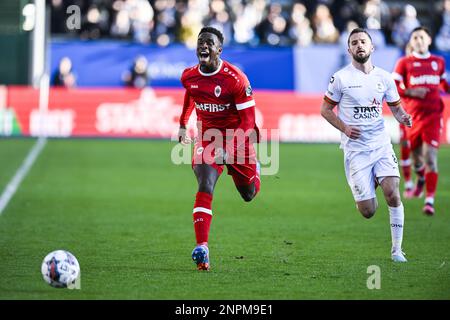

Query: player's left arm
(234, 76), (258, 142)
(217, 76), (257, 164)
(386, 76), (412, 127)
(439, 59), (450, 93)
(441, 79), (450, 94)
(389, 102), (412, 127)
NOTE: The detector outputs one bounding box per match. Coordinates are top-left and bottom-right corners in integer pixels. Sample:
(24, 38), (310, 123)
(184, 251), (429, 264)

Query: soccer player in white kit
(320, 28), (412, 262)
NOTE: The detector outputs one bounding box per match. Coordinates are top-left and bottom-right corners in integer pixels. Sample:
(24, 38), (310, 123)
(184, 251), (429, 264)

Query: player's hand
(407, 87), (429, 99)
(178, 126), (192, 145)
(214, 147), (228, 165)
(344, 125), (361, 140)
(401, 114), (412, 128)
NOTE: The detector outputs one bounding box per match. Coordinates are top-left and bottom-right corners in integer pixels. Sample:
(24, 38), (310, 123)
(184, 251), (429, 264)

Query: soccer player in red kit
(392, 26), (450, 215)
(178, 27), (260, 270)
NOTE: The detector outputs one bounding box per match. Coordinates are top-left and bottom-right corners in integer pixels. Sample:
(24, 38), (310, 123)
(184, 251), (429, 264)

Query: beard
(352, 51), (371, 64)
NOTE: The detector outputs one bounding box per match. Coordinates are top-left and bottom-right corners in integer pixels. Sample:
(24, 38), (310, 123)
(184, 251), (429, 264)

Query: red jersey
(392, 52), (448, 117)
(180, 60), (256, 135)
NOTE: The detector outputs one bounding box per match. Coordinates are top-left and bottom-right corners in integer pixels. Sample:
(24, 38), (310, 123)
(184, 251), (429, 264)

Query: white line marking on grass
(0, 137), (47, 215)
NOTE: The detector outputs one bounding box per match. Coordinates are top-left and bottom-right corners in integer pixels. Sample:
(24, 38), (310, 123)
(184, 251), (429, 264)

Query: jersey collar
(412, 51), (431, 59)
(350, 63), (375, 75)
(198, 59), (223, 76)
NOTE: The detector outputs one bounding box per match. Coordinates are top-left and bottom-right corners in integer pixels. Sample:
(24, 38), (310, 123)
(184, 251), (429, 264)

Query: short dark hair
(347, 28), (372, 46)
(409, 26), (432, 39)
(198, 26), (224, 45)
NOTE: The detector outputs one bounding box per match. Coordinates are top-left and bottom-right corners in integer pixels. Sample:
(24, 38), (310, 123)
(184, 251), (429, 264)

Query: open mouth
(199, 51), (210, 62)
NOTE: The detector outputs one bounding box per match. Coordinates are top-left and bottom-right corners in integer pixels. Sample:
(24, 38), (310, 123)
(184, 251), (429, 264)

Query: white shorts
(344, 144), (400, 202)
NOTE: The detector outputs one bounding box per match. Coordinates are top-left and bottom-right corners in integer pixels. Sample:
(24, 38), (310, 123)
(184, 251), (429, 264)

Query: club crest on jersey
(431, 61), (438, 71)
(375, 82), (384, 92)
(246, 85), (253, 96)
(214, 85), (221, 97)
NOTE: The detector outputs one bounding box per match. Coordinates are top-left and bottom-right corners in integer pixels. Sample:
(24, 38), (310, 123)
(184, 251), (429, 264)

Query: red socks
(193, 192), (213, 245)
(401, 163), (412, 183)
(400, 145), (411, 182)
(425, 171), (438, 198)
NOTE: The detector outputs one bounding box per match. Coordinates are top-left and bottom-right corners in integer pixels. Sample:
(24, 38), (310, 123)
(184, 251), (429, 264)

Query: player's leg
(421, 116), (442, 215)
(230, 161), (260, 202)
(374, 144), (406, 262)
(411, 143), (426, 197)
(227, 144), (260, 202)
(356, 198), (378, 219)
(191, 164), (221, 271)
(190, 137), (223, 271)
(422, 143), (439, 215)
(399, 124), (413, 197)
(379, 176), (406, 262)
(344, 150), (378, 218)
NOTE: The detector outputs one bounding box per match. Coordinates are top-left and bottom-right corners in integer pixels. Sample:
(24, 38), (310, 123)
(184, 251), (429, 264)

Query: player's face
(409, 30), (431, 55)
(348, 32), (374, 64)
(197, 32), (222, 70)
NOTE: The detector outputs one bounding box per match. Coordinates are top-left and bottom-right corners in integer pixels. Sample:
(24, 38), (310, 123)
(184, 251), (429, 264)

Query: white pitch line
(0, 137), (47, 215)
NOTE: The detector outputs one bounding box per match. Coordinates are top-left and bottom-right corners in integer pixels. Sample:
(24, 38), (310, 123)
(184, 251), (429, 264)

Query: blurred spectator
(258, 3), (290, 46)
(331, 0), (363, 32)
(49, 0), (444, 49)
(110, 9), (132, 39)
(152, 0), (177, 47)
(362, 0), (388, 47)
(311, 4), (340, 44)
(391, 4), (420, 48)
(80, 4), (111, 40)
(52, 57), (77, 88)
(122, 55), (150, 88)
(288, 2), (313, 47)
(362, 0), (391, 31)
(232, 0), (265, 45)
(205, 0), (233, 46)
(435, 0), (450, 51)
(178, 0), (209, 49)
(50, 0), (67, 34)
(123, 0), (155, 44)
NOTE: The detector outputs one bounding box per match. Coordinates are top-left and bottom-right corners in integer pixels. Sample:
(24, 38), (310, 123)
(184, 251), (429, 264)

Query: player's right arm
(178, 89), (195, 144)
(320, 99), (361, 139)
(178, 71), (196, 144)
(320, 74), (361, 139)
(385, 73), (412, 127)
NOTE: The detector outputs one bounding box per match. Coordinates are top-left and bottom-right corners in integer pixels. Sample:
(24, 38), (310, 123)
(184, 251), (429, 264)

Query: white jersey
(324, 64), (401, 151)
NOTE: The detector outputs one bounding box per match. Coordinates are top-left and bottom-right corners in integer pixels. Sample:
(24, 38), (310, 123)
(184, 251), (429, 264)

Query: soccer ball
(41, 250), (80, 288)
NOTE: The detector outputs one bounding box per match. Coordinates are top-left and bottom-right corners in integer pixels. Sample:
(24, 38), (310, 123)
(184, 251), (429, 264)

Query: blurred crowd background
(49, 0), (450, 51)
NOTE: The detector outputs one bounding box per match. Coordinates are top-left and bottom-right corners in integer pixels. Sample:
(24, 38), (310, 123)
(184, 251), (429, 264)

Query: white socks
(389, 203), (404, 253)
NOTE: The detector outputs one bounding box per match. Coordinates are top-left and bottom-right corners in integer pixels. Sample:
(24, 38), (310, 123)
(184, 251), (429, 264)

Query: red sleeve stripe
(323, 96), (338, 106)
(387, 99), (401, 107)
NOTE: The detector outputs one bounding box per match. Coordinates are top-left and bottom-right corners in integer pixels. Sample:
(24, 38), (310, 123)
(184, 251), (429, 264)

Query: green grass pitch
(0, 138), (449, 299)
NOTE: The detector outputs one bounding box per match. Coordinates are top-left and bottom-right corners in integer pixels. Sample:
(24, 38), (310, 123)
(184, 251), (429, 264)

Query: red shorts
(192, 138), (259, 186)
(405, 113), (443, 150)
